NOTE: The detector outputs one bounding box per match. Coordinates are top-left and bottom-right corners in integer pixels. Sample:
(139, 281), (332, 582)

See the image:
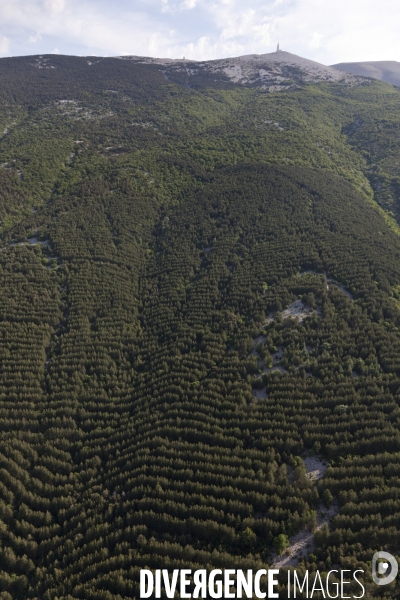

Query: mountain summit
(119, 50), (358, 90)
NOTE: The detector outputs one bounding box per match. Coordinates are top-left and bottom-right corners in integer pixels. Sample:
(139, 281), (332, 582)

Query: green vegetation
(273, 534), (290, 556)
(0, 53), (399, 598)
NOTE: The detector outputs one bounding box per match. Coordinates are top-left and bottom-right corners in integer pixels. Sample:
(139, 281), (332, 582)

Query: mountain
(332, 60), (400, 87)
(0, 52), (400, 598)
(121, 50), (357, 90)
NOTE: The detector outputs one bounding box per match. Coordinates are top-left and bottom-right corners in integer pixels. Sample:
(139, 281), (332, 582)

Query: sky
(0, 0), (399, 65)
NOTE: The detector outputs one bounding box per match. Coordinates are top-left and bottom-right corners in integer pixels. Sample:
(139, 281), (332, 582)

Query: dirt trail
(273, 455), (338, 568)
(329, 281), (353, 300)
(252, 389), (267, 400)
(304, 455), (327, 481)
(282, 300), (312, 323)
(10, 237), (49, 247)
(273, 502), (338, 568)
(265, 299), (321, 326)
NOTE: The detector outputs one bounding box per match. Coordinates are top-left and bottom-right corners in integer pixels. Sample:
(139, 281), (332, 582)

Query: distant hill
(332, 60), (400, 86)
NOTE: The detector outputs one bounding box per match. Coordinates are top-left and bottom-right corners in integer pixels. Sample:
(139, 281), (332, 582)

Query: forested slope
(0, 53), (399, 598)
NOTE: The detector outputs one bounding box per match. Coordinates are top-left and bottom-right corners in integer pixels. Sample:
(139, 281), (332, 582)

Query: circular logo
(372, 551), (398, 586)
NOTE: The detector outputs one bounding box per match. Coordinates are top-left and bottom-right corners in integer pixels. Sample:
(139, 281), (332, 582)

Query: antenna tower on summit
(277, 42), (280, 52)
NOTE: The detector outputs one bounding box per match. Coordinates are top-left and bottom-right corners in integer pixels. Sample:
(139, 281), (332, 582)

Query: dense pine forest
(0, 52), (400, 598)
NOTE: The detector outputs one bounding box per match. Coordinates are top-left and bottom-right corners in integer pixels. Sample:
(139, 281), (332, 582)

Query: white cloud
(182, 0), (197, 9)
(42, 0), (65, 15)
(161, 0), (197, 13)
(309, 32), (323, 50)
(271, 0), (400, 63)
(0, 0), (399, 63)
(0, 36), (10, 55)
(29, 32), (42, 43)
